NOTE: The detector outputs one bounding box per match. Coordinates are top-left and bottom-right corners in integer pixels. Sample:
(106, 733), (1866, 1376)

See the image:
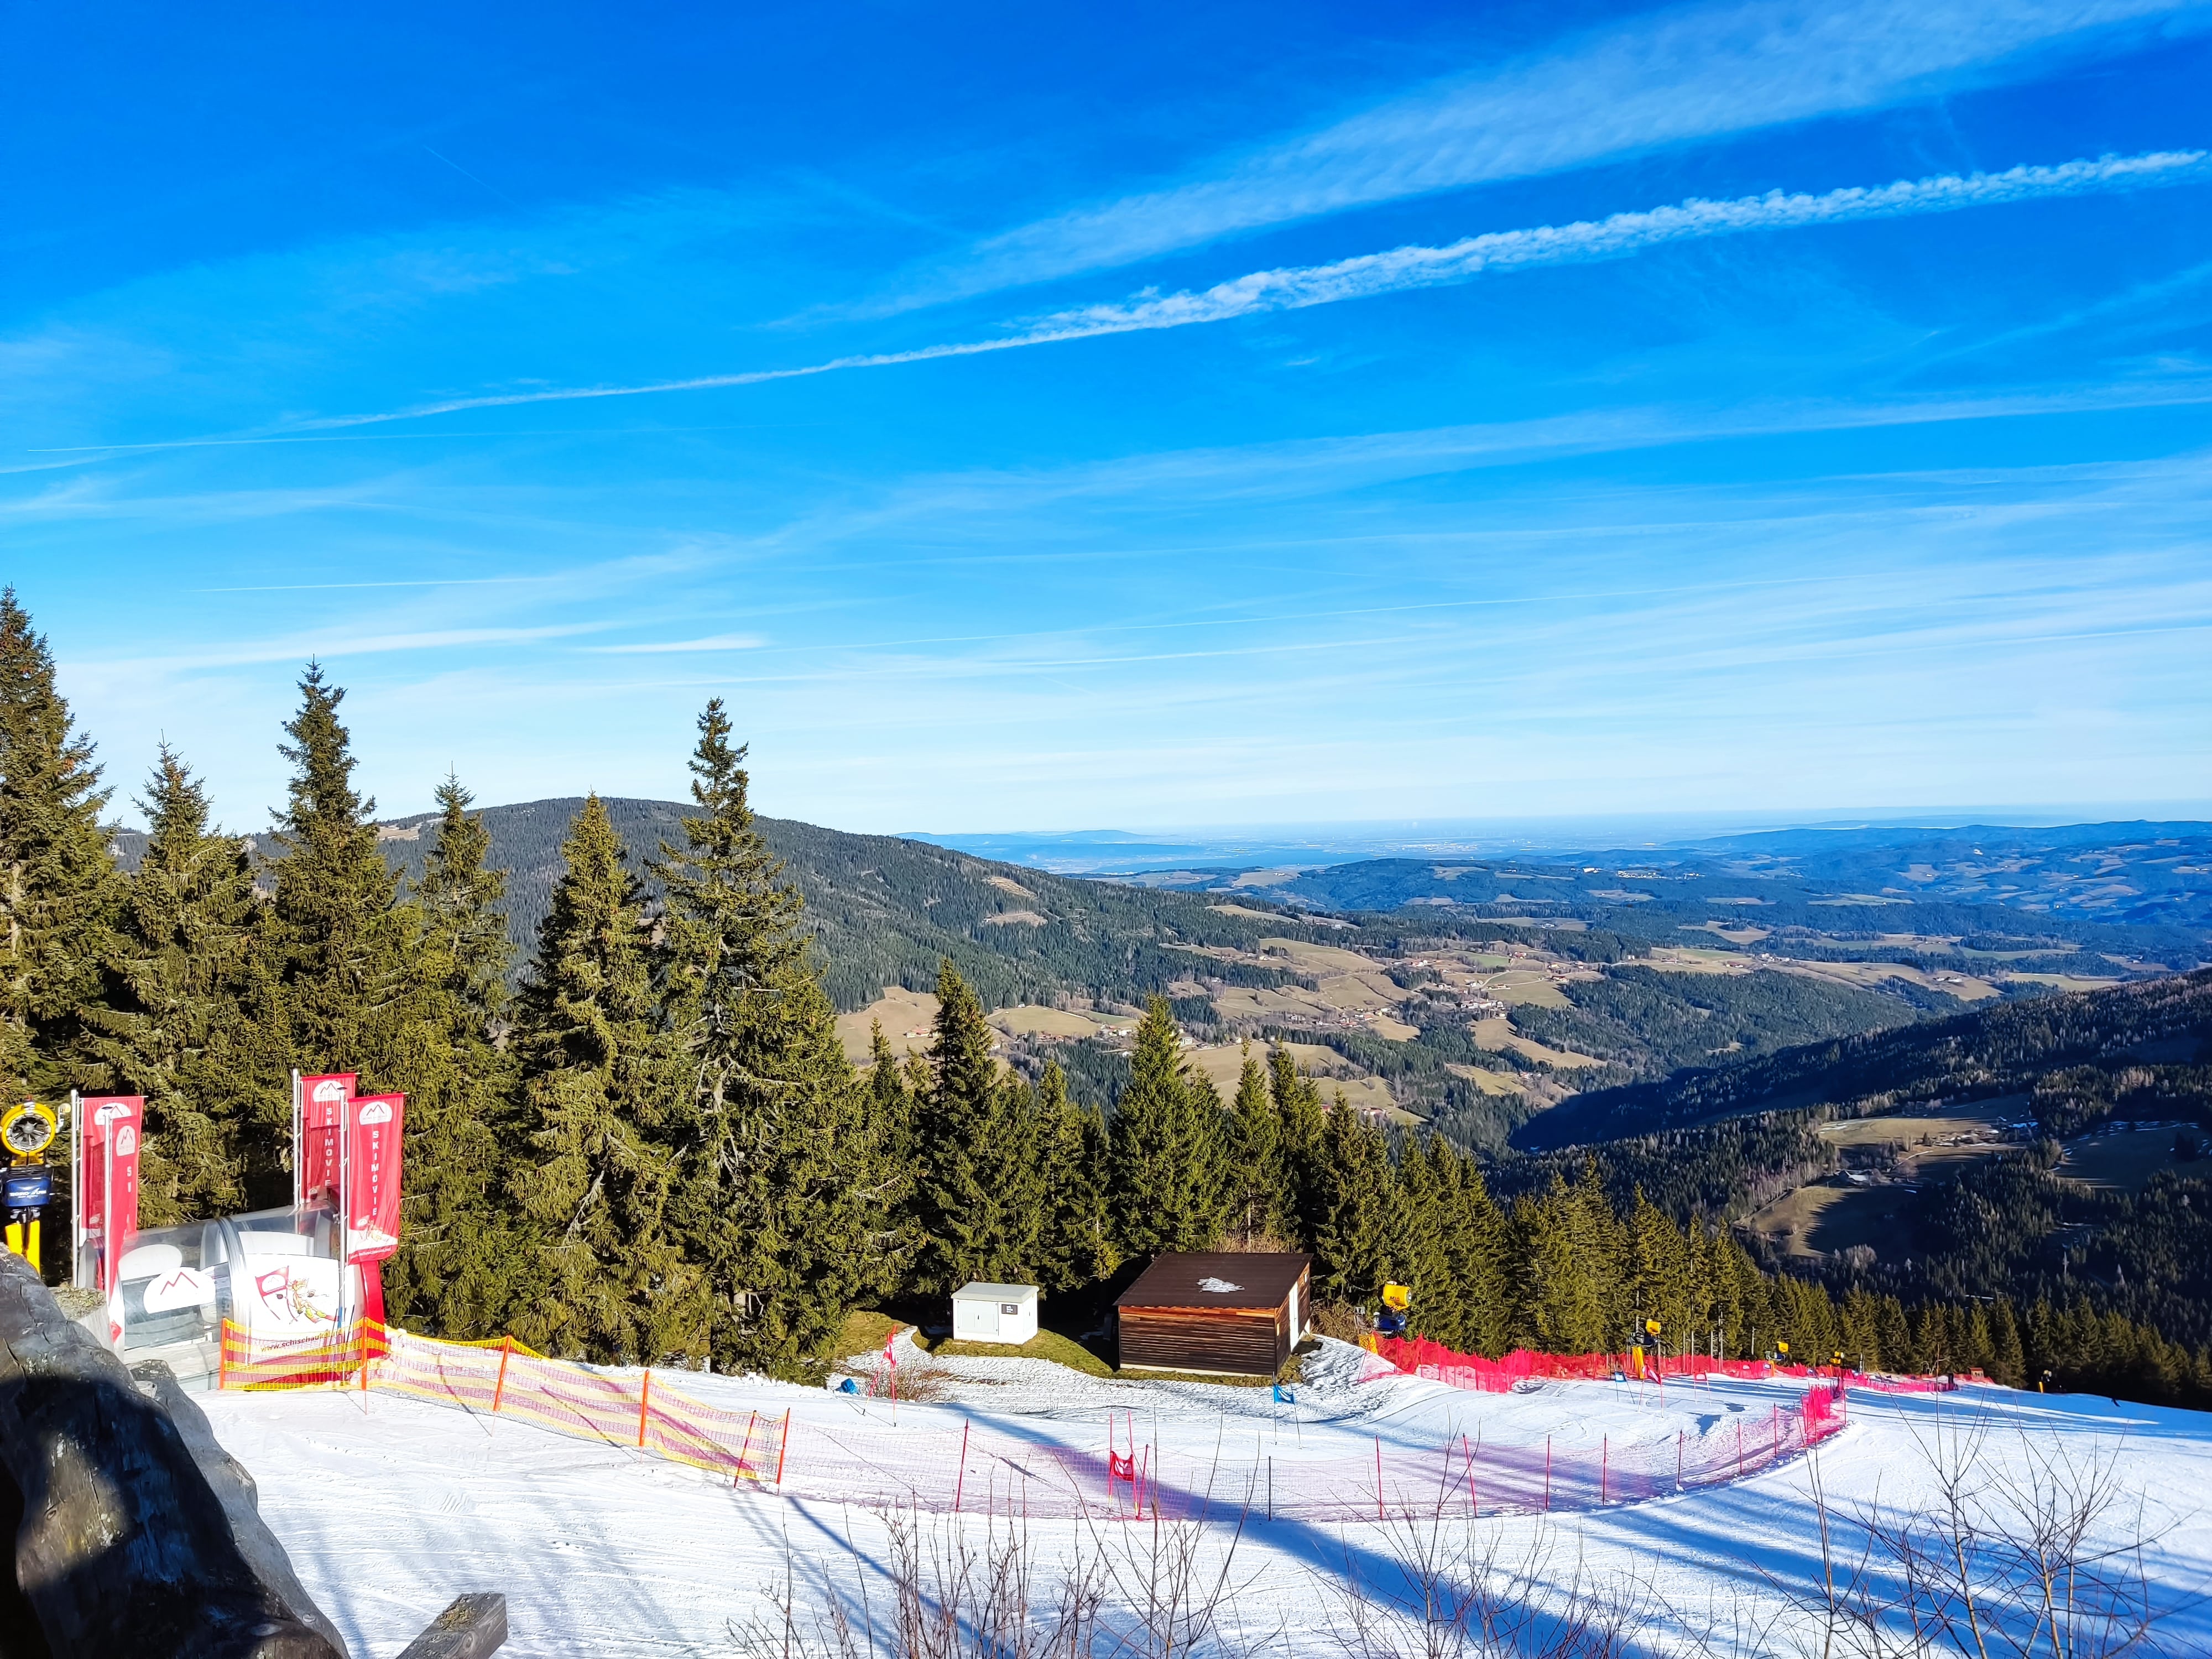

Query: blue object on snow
(1272, 1385), (1294, 1404)
(839, 1378), (860, 1394)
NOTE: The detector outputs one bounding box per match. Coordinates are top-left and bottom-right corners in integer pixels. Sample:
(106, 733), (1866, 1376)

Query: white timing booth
(951, 1281), (1039, 1344)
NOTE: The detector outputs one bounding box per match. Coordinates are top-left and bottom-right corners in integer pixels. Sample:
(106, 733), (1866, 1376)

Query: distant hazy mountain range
(931, 820), (2211, 936)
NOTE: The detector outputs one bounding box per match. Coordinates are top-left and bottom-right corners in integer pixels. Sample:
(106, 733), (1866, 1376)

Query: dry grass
(1746, 1181), (1917, 1259)
(2060, 1128), (2190, 1193)
(918, 1328), (1116, 1378)
(1468, 1017), (1602, 1070)
(836, 986), (942, 1065)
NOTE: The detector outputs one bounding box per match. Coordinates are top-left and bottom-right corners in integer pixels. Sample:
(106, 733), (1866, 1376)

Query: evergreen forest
(4, 589), (2210, 1407)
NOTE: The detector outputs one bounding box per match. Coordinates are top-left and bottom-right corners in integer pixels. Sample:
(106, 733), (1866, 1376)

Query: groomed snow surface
(204, 1335), (2212, 1657)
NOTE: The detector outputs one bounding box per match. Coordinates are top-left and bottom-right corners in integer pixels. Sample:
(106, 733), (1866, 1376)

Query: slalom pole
(738, 1411), (758, 1484)
(1600, 1435), (1608, 1505)
(1463, 1433), (1477, 1518)
(775, 1407), (791, 1486)
(954, 1420), (970, 1514)
(637, 1370), (653, 1449)
(492, 1337), (513, 1414)
(1266, 1455), (1272, 1522)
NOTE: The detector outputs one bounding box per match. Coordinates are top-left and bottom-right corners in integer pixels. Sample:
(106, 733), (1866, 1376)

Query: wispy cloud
(580, 633), (765, 654)
(299, 150), (2212, 429)
(75, 624), (605, 674)
(907, 0), (2210, 302)
(1024, 151), (2211, 337)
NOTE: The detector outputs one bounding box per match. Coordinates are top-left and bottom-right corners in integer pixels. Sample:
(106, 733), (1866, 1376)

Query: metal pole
(102, 1115), (115, 1308)
(68, 1091), (81, 1288)
(954, 1420), (969, 1514)
(290, 1070), (302, 1212)
(336, 1092), (350, 1324)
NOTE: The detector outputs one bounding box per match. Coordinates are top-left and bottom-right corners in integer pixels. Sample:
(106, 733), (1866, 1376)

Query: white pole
(69, 1091), (81, 1288)
(290, 1069), (302, 1213)
(337, 1092), (351, 1325)
(102, 1119), (114, 1298)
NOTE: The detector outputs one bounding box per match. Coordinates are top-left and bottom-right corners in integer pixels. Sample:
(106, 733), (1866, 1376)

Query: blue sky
(6, 0), (2209, 834)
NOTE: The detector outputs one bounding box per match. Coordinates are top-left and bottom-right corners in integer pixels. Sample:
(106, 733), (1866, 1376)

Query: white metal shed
(951, 1281), (1039, 1344)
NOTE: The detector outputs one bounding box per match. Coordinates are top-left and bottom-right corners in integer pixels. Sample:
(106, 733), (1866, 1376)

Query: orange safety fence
(220, 1321), (786, 1484)
(220, 1321), (1845, 1521)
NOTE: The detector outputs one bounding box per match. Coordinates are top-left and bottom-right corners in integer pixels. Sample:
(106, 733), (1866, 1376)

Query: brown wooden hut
(1114, 1252), (1311, 1376)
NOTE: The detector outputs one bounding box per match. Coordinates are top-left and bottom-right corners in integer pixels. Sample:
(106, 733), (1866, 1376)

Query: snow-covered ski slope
(204, 1337), (2212, 1658)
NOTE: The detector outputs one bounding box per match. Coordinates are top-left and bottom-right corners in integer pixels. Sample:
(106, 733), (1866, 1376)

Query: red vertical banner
(79, 1096), (142, 1296)
(346, 1094), (404, 1262)
(298, 1073), (357, 1206)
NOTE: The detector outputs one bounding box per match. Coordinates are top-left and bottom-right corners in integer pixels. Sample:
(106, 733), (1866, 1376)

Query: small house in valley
(1114, 1252), (1311, 1376)
(951, 1282), (1039, 1344)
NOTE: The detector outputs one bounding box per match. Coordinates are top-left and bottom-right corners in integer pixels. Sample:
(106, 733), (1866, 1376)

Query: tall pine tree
(509, 796), (696, 1363)
(658, 700), (885, 1376)
(264, 664), (416, 1198)
(0, 589), (117, 1103)
(81, 746), (256, 1223)
(1034, 1062), (1115, 1291)
(1109, 999), (1226, 1258)
(910, 961), (1042, 1290)
(1268, 1044), (1328, 1247)
(1225, 1044), (1288, 1244)
(383, 775), (521, 1338)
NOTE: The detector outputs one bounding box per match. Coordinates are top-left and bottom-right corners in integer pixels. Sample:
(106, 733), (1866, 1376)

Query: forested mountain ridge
(106, 794), (2203, 1157)
(1516, 967), (2212, 1152)
(117, 796), (1328, 1016)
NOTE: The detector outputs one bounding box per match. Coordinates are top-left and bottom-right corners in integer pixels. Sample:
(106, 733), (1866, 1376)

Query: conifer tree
(81, 746), (256, 1222)
(1034, 1063), (1115, 1291)
(383, 776), (521, 1338)
(1225, 1044), (1287, 1244)
(1627, 1190), (1698, 1353)
(1269, 1044), (1328, 1245)
(910, 961), (1041, 1290)
(862, 1021), (920, 1298)
(1389, 1136), (1454, 1332)
(1109, 998), (1225, 1258)
(263, 665), (417, 1198)
(1990, 1298), (2027, 1387)
(0, 589), (117, 1102)
(509, 796), (696, 1363)
(1309, 1094), (1396, 1305)
(1436, 1144), (1515, 1356)
(657, 700), (885, 1375)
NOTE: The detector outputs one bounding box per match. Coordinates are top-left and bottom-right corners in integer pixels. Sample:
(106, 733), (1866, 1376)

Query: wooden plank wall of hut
(1117, 1305), (1286, 1376)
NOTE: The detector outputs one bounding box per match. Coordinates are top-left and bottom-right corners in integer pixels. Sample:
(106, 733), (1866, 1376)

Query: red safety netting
(1369, 1335), (1959, 1397)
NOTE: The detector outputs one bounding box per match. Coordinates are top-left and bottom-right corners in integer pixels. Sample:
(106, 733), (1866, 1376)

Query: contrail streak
(290, 149), (2210, 430)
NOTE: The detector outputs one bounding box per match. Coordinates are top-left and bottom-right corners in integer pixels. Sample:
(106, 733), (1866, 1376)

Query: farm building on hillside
(1114, 1253), (1311, 1376)
(952, 1282), (1039, 1344)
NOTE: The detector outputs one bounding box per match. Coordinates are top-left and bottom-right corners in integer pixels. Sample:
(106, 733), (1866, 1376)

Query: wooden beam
(395, 1594), (508, 1659)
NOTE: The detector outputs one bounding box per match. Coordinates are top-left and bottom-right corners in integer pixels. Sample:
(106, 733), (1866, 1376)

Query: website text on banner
(220, 1323), (1844, 1521)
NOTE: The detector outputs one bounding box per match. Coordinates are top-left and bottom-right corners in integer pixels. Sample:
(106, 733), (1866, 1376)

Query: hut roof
(1115, 1252), (1310, 1312)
